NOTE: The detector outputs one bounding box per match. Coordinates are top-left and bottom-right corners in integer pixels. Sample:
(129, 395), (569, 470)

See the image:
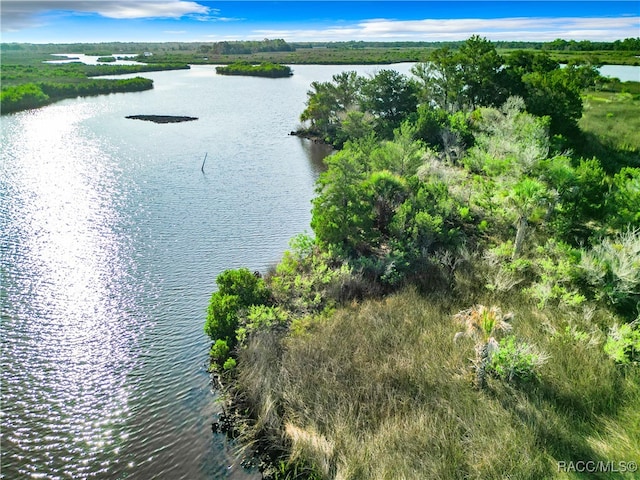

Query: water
(45, 53), (143, 65)
(598, 64), (640, 82)
(0, 64), (400, 480)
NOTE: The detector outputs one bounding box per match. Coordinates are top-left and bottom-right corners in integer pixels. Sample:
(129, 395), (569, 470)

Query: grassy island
(206, 37), (640, 479)
(215, 61), (293, 78)
(96, 56), (116, 62)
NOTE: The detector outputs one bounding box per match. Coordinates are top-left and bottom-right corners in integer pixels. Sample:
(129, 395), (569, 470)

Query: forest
(204, 36), (640, 479)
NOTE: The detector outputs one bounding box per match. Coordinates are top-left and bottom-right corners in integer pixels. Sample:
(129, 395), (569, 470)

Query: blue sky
(1, 1), (639, 43)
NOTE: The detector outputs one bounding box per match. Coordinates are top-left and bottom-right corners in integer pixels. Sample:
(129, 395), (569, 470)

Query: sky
(1, 1), (639, 44)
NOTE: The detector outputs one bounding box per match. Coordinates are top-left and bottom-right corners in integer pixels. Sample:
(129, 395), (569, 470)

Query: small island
(125, 115), (198, 123)
(97, 56), (116, 62)
(215, 61), (293, 78)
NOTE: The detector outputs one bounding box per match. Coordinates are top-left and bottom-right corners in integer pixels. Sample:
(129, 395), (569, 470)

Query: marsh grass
(580, 91), (640, 153)
(236, 288), (639, 479)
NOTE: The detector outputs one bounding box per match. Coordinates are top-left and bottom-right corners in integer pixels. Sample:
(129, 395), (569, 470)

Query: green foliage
(525, 240), (585, 308)
(541, 156), (609, 244)
(521, 68), (583, 137)
(236, 305), (290, 345)
(580, 228), (640, 317)
(464, 97), (550, 176)
(604, 321), (640, 364)
(457, 35), (509, 109)
(299, 71), (364, 146)
(270, 245), (358, 314)
(608, 167), (640, 230)
(311, 148), (372, 254)
(205, 268), (271, 346)
(360, 69), (419, 138)
(222, 357), (237, 371)
(215, 61), (292, 78)
(0, 83), (49, 113)
(209, 339), (231, 363)
(488, 336), (548, 383)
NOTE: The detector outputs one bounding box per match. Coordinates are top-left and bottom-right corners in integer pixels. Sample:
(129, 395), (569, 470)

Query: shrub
(453, 304), (513, 389)
(236, 305), (290, 345)
(204, 268), (271, 345)
(223, 357), (237, 371)
(604, 320), (640, 364)
(580, 227), (640, 316)
(488, 336), (548, 383)
(209, 339), (230, 363)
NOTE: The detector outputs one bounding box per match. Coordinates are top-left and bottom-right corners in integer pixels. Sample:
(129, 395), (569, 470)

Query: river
(0, 64), (411, 480)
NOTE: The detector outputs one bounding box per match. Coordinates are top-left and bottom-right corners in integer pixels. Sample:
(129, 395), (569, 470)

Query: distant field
(581, 90), (640, 152)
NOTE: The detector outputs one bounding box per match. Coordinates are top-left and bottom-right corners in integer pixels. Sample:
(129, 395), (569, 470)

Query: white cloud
(253, 16), (640, 42)
(1, 0), (210, 31)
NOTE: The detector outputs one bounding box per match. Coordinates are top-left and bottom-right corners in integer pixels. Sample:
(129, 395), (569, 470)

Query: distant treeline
(2, 37), (638, 56)
(199, 38), (293, 55)
(215, 62), (293, 78)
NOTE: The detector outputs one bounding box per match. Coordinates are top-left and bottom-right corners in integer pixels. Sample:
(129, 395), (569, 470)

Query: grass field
(237, 288), (640, 479)
(581, 90), (640, 152)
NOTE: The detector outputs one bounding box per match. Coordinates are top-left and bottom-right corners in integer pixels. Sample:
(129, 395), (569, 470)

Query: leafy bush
(223, 357), (237, 371)
(488, 336), (548, 383)
(236, 305), (290, 345)
(205, 268), (271, 346)
(209, 339), (231, 363)
(604, 321), (640, 364)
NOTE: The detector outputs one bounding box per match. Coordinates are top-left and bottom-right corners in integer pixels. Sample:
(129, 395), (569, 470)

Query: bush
(204, 268), (271, 346)
(209, 339), (231, 363)
(223, 357), (237, 371)
(488, 336), (548, 383)
(236, 305), (290, 345)
(604, 320), (640, 364)
(580, 227), (640, 316)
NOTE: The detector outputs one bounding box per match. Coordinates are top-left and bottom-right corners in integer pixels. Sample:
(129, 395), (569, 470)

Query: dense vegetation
(3, 38), (639, 66)
(205, 36), (640, 479)
(0, 55), (189, 114)
(0, 77), (153, 114)
(215, 62), (293, 78)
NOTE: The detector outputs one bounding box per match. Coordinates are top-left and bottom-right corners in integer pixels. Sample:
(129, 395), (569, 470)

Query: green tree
(412, 47), (464, 112)
(311, 149), (373, 255)
(521, 69), (583, 137)
(361, 69), (419, 138)
(299, 71), (363, 145)
(457, 35), (507, 109)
